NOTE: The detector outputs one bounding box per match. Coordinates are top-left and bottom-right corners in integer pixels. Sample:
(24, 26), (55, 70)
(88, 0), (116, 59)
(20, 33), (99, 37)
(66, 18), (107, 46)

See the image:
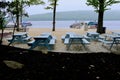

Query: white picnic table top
(33, 35), (49, 39)
(14, 32), (27, 36)
(87, 32), (99, 35)
(40, 32), (51, 36)
(69, 34), (83, 38)
(66, 32), (75, 34)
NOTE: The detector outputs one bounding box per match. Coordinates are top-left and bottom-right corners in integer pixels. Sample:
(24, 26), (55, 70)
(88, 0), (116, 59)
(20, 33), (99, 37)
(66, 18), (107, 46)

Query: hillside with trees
(23, 10), (120, 21)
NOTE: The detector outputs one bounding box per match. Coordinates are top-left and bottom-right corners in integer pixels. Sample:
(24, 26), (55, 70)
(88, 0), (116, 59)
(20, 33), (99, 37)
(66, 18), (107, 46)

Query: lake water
(30, 20), (120, 30)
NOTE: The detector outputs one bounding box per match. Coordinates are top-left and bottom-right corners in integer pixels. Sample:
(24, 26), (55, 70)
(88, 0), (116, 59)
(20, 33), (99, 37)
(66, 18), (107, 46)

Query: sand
(1, 27), (120, 53)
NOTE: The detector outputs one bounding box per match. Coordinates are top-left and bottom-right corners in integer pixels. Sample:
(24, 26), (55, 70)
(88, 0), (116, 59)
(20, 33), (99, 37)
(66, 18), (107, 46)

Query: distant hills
(23, 10), (120, 21)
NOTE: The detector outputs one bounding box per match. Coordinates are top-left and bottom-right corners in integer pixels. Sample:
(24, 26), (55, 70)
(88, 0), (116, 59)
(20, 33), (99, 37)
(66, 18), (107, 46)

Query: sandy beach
(1, 27), (120, 53)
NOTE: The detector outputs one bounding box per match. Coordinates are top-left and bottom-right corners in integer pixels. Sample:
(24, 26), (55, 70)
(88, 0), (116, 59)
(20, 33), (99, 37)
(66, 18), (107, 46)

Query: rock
(3, 60), (24, 69)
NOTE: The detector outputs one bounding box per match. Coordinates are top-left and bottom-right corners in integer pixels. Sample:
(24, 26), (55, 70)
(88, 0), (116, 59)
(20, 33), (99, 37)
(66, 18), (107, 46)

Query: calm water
(30, 20), (120, 30)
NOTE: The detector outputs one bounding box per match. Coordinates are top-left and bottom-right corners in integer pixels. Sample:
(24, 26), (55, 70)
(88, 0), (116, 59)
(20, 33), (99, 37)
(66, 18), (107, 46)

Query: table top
(69, 34), (83, 39)
(14, 32), (27, 36)
(66, 32), (75, 35)
(40, 32), (51, 36)
(34, 35), (49, 39)
(87, 32), (99, 35)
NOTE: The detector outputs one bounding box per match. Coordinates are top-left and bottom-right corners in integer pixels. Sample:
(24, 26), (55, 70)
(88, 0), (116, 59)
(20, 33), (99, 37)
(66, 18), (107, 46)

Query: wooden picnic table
(100, 34), (120, 49)
(112, 32), (120, 36)
(110, 36), (120, 49)
(8, 32), (31, 44)
(87, 32), (99, 41)
(61, 32), (75, 42)
(64, 34), (90, 50)
(28, 35), (55, 50)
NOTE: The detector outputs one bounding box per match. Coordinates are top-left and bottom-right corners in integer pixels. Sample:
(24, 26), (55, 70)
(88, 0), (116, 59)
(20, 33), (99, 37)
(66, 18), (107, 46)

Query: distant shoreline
(23, 10), (120, 21)
(26, 20), (120, 30)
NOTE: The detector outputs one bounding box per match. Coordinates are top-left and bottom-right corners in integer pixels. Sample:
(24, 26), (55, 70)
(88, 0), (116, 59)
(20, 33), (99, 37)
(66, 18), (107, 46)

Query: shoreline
(23, 20), (120, 30)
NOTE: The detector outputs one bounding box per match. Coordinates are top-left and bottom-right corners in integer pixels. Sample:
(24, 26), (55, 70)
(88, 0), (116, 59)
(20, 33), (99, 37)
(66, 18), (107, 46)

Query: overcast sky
(6, 0), (120, 15)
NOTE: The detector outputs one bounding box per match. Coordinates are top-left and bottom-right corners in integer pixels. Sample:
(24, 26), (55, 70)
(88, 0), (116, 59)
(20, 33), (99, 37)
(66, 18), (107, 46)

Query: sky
(5, 0), (120, 15)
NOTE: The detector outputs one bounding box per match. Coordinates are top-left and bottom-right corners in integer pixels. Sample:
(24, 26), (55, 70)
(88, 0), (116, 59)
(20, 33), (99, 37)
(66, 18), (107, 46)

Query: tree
(7, 0), (44, 46)
(0, 1), (9, 45)
(86, 0), (120, 34)
(8, 0), (23, 31)
(8, 0), (44, 31)
(19, 0), (44, 23)
(29, 0), (45, 5)
(45, 0), (58, 31)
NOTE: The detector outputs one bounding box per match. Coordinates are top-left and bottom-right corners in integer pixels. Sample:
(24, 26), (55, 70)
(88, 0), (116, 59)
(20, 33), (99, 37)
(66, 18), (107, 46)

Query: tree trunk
(20, 0), (23, 24)
(0, 23), (4, 45)
(52, 0), (57, 31)
(97, 10), (104, 34)
(16, 0), (20, 31)
(97, 0), (104, 34)
(8, 16), (16, 46)
(16, 14), (20, 31)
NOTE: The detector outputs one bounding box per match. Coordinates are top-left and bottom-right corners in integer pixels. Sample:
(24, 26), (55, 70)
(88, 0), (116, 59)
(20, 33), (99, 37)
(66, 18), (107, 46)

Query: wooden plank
(49, 39), (55, 45)
(82, 39), (90, 44)
(83, 35), (91, 41)
(99, 39), (113, 44)
(64, 38), (69, 44)
(27, 40), (35, 46)
(23, 36), (32, 41)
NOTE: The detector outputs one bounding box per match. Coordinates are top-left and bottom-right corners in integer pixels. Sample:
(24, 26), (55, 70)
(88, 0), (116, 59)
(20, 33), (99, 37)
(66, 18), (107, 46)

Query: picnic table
(109, 35), (120, 49)
(112, 32), (120, 36)
(7, 32), (31, 44)
(61, 32), (75, 42)
(99, 34), (120, 49)
(64, 34), (90, 50)
(86, 32), (100, 41)
(28, 34), (56, 50)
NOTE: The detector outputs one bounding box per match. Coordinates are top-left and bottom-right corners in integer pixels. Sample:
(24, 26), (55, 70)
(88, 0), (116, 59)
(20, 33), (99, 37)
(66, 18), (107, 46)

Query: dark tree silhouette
(86, 0), (120, 34)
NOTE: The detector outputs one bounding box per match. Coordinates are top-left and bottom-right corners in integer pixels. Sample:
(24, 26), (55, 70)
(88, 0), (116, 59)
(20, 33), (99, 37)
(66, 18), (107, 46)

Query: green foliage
(86, 0), (120, 33)
(29, 0), (45, 5)
(0, 1), (9, 29)
(8, 0), (45, 18)
(45, 6), (53, 9)
(45, 0), (58, 9)
(86, 0), (120, 12)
